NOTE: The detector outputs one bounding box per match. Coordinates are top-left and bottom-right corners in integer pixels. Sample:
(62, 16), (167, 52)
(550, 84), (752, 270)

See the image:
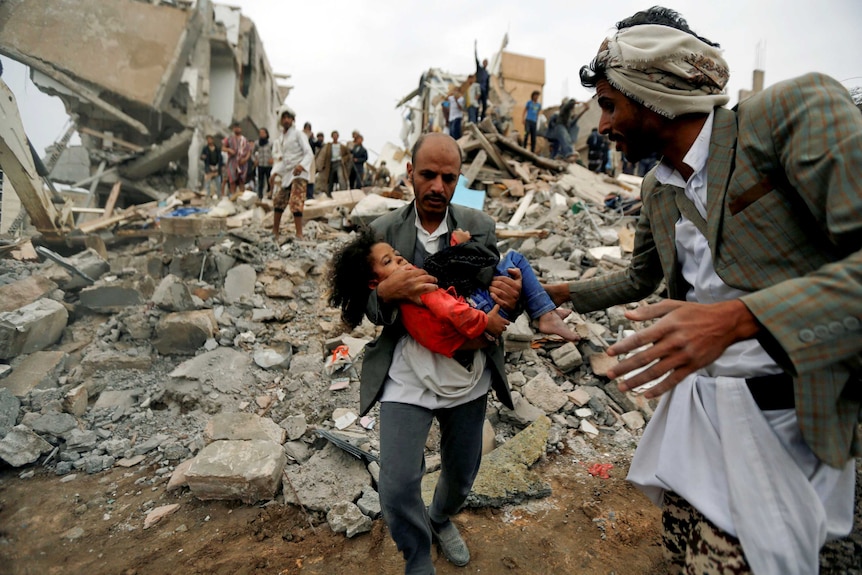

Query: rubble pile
(0, 147), (657, 541)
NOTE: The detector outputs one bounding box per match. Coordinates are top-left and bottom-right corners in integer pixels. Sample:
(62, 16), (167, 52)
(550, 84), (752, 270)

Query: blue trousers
(378, 395), (487, 575)
(469, 251), (555, 320)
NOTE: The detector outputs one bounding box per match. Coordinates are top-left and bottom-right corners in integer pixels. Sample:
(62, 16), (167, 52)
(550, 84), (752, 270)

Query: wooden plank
(75, 201), (158, 234)
(462, 150), (487, 187)
(508, 190), (536, 227)
(507, 160), (532, 183)
(491, 135), (568, 172)
(500, 178), (525, 197)
(467, 123), (515, 177)
(102, 182), (122, 218)
(495, 228), (549, 240)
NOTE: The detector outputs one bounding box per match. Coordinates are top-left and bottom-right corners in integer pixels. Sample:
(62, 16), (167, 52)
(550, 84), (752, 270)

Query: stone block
(63, 385), (88, 417)
(0, 275), (58, 313)
(153, 310), (217, 355)
(29, 412), (77, 436)
(588, 352), (618, 378)
(356, 486), (381, 519)
(534, 234), (565, 257)
(567, 388), (591, 407)
(60, 248), (110, 291)
(499, 391), (545, 425)
(279, 415), (307, 441)
(204, 413), (285, 444)
(78, 285), (144, 311)
(621, 411), (645, 431)
(186, 439), (287, 504)
(550, 342), (583, 372)
(1, 351), (67, 397)
(0, 299), (68, 360)
(283, 443), (372, 512)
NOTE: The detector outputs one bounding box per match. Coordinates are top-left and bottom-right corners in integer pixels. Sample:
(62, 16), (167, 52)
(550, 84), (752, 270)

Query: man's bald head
(411, 133), (463, 171)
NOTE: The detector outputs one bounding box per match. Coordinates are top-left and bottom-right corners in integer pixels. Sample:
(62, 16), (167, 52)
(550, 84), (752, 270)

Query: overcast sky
(3, 0), (860, 162)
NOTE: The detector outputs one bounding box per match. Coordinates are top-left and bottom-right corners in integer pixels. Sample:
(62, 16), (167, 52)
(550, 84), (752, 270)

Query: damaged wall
(0, 0), (288, 227)
(500, 52), (545, 138)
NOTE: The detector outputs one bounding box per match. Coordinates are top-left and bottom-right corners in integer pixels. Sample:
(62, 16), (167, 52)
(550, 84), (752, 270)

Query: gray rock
(279, 415), (308, 441)
(223, 264), (257, 304)
(1, 350), (67, 397)
(29, 412), (78, 436)
(169, 347), (253, 394)
(283, 443), (371, 512)
(327, 500), (372, 538)
(253, 346), (293, 370)
(0, 387), (21, 436)
(73, 454), (115, 474)
(499, 391), (546, 425)
(133, 434), (170, 456)
(78, 285), (144, 311)
(356, 486), (382, 519)
(283, 440), (312, 463)
(152, 274), (197, 312)
(204, 413), (285, 444)
(522, 372), (568, 413)
(65, 429), (98, 452)
(621, 411), (645, 431)
(153, 310), (217, 355)
(550, 342), (583, 372)
(186, 439), (287, 504)
(0, 299), (68, 360)
(0, 424), (53, 466)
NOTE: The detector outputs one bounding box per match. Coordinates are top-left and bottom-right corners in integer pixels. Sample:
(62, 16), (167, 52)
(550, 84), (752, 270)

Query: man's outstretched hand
(606, 299), (761, 398)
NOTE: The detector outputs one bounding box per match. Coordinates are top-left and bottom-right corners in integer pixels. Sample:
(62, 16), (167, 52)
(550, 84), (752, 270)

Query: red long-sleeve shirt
(399, 287), (487, 358)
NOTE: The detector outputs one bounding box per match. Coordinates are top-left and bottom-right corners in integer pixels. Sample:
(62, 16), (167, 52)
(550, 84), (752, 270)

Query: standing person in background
(253, 128), (273, 199)
(545, 6), (861, 574)
(522, 90), (541, 152)
(200, 134), (223, 199)
(447, 88), (465, 140)
(466, 75), (481, 125)
(350, 133), (369, 189)
(302, 122), (319, 199)
(474, 41), (490, 121)
(318, 131), (350, 196)
(269, 106), (313, 242)
(222, 122), (253, 198)
(586, 127), (604, 172)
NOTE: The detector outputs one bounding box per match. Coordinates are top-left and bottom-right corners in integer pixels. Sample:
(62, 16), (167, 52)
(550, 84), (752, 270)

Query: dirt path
(0, 453), (668, 575)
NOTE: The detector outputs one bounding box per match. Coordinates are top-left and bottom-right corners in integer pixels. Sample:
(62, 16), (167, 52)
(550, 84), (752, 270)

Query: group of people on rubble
(326, 7), (862, 575)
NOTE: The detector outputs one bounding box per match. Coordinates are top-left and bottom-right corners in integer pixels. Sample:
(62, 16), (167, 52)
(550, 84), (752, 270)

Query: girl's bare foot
(537, 311), (580, 342)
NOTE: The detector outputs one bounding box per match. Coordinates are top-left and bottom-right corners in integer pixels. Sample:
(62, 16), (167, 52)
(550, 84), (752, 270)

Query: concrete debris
(185, 439), (287, 504)
(0, 424), (54, 466)
(326, 500), (373, 538)
(0, 299), (68, 360)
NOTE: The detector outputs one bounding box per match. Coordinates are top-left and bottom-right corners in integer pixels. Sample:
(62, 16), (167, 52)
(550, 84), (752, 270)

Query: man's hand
(292, 165), (303, 176)
(376, 267), (437, 306)
(606, 299), (761, 398)
(490, 268), (522, 312)
(542, 282), (571, 307)
(484, 304), (510, 338)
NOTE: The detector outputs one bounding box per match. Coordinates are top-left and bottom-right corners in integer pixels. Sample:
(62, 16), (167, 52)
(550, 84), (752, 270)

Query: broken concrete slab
(186, 439), (287, 504)
(0, 424), (54, 466)
(224, 264), (256, 304)
(283, 442), (372, 512)
(203, 413), (285, 445)
(168, 347), (254, 394)
(0, 275), (59, 313)
(57, 248), (110, 291)
(76, 347), (152, 380)
(0, 299), (68, 360)
(1, 351), (67, 397)
(498, 391), (545, 426)
(153, 310), (217, 355)
(62, 385), (88, 417)
(279, 415), (307, 441)
(29, 412), (78, 436)
(522, 372), (568, 414)
(356, 485), (382, 520)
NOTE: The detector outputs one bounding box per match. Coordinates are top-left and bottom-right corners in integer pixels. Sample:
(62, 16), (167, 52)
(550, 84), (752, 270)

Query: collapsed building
(0, 0), (288, 234)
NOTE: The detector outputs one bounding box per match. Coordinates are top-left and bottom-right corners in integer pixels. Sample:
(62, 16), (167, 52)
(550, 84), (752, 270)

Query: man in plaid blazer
(546, 7), (861, 574)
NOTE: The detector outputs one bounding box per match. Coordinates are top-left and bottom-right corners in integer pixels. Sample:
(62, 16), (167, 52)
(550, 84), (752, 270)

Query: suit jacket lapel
(395, 202), (418, 262)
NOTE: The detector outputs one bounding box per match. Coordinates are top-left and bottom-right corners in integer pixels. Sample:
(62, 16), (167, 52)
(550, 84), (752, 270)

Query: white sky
(3, 0), (860, 162)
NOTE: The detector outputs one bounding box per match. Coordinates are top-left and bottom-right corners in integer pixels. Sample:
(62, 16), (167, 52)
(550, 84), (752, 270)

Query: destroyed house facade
(0, 0), (287, 224)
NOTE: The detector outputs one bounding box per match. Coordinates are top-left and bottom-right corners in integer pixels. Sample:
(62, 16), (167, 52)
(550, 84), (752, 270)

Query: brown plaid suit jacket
(569, 72), (862, 467)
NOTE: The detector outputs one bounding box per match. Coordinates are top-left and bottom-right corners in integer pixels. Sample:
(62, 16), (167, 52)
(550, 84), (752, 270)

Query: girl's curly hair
(327, 226), (381, 328)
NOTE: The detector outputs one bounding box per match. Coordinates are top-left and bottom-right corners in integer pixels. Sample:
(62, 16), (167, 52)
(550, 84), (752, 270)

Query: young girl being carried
(327, 227), (578, 357)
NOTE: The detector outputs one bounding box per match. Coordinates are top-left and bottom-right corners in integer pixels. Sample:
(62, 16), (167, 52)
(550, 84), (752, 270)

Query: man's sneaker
(430, 519), (470, 567)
